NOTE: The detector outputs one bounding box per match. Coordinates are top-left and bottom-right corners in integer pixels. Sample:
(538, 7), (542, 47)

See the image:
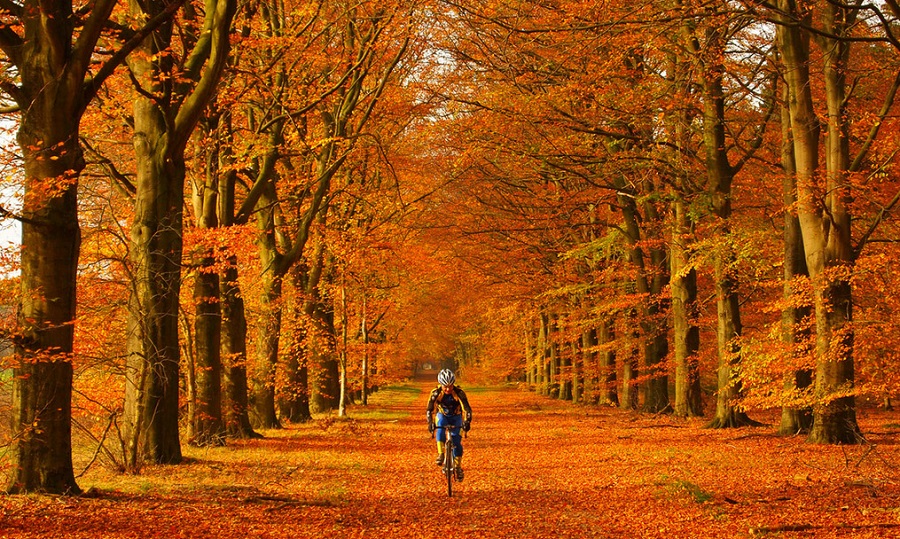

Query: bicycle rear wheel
(444, 438), (454, 497)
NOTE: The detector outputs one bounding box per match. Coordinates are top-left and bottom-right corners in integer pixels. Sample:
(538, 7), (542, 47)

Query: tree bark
(777, 83), (813, 435)
(687, 21), (755, 429)
(2, 0), (135, 496)
(189, 127), (225, 446)
(776, 0), (861, 443)
(217, 115), (258, 439)
(598, 319), (619, 406)
(123, 0), (236, 464)
(671, 204), (702, 417)
(9, 135), (82, 494)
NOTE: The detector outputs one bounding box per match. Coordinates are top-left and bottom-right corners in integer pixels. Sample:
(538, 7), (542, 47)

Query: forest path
(2, 383), (899, 538)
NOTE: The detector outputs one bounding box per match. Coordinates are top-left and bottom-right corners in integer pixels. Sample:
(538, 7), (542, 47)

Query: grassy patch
(671, 479), (715, 504)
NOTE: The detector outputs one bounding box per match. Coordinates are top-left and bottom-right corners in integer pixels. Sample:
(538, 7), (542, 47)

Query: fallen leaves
(2, 383), (899, 538)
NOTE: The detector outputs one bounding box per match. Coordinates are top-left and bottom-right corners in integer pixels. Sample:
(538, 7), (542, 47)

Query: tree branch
(172, 0), (237, 151)
(850, 68), (900, 172)
(83, 0), (190, 110)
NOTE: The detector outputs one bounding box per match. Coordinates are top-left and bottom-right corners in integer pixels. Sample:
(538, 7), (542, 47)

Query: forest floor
(2, 383), (900, 538)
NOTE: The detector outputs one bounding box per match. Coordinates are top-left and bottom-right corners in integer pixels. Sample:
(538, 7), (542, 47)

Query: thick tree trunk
(807, 5), (859, 443)
(777, 0), (860, 443)
(221, 259), (258, 437)
(122, 0), (236, 463)
(4, 0), (124, 496)
(250, 272), (284, 429)
(778, 87), (813, 435)
(124, 120), (185, 464)
(8, 133), (82, 494)
(671, 208), (702, 417)
(189, 153), (225, 446)
(668, 33), (702, 419)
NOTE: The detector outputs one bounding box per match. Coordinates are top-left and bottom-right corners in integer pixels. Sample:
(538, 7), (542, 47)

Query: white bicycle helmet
(437, 368), (456, 386)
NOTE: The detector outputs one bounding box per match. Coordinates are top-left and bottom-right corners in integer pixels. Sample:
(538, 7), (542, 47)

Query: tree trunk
(548, 315), (560, 399)
(281, 264), (313, 423)
(221, 258), (258, 437)
(122, 0), (236, 464)
(8, 131), (82, 494)
(776, 0), (860, 443)
(581, 328), (598, 405)
(691, 27), (755, 429)
(668, 26), (702, 419)
(538, 312), (550, 395)
(361, 294), (370, 405)
(671, 211), (702, 417)
(806, 3), (859, 443)
(338, 275), (349, 417)
(617, 186), (669, 413)
(189, 139), (225, 446)
(4, 0), (127, 496)
(124, 83), (185, 463)
(777, 84), (813, 435)
(598, 318), (619, 406)
(217, 120), (258, 439)
(250, 267), (284, 429)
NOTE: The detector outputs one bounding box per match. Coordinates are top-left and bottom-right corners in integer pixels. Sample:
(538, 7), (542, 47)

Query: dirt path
(2, 383), (899, 538)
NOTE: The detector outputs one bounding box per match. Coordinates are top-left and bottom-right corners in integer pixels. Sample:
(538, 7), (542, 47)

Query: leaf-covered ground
(2, 384), (899, 538)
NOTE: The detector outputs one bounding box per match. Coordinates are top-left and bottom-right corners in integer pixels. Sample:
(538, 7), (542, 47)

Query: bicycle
(437, 422), (465, 497)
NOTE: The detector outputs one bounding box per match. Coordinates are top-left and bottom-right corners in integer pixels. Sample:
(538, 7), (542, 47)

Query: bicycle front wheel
(444, 438), (454, 497)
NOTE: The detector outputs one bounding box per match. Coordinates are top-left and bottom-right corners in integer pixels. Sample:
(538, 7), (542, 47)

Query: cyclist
(426, 369), (472, 481)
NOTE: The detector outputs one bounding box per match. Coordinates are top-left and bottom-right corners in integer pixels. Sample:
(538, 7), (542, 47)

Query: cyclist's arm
(457, 387), (473, 423)
(426, 388), (438, 423)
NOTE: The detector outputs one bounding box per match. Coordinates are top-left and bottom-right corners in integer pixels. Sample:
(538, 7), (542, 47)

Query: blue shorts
(435, 413), (463, 457)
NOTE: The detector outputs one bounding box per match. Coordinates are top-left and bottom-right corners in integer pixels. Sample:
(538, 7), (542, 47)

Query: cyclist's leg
(447, 414), (463, 458)
(446, 414), (465, 481)
(435, 413), (448, 465)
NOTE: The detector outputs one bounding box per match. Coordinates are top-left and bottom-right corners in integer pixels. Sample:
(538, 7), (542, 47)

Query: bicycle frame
(441, 424), (457, 497)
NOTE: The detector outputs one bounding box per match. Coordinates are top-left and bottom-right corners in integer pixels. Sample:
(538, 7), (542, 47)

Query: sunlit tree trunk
(806, 3), (860, 443)
(123, 0), (236, 464)
(251, 189), (285, 428)
(667, 46), (702, 418)
(777, 0), (861, 443)
(189, 122), (225, 446)
(671, 202), (702, 418)
(777, 83), (813, 435)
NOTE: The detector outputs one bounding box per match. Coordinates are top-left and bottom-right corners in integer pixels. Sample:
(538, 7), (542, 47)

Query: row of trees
(3, 0), (900, 497)
(424, 0), (900, 444)
(0, 0), (447, 494)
